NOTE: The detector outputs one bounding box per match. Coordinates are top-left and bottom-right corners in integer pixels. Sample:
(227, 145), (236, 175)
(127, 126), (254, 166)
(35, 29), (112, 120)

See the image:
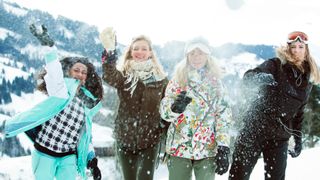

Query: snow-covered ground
(0, 142), (319, 180)
(2, 90), (318, 180)
(1, 109), (319, 180)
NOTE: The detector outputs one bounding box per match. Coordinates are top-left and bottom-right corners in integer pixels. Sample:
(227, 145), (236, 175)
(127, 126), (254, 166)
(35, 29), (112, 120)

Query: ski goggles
(287, 31), (308, 44)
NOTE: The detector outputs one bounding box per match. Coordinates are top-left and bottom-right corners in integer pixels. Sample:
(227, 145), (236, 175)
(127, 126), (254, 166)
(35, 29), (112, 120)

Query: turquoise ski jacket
(4, 49), (102, 179)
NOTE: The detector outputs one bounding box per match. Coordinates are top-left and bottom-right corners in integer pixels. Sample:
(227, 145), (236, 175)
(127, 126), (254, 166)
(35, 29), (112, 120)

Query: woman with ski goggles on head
(287, 31), (309, 44)
(229, 31), (320, 180)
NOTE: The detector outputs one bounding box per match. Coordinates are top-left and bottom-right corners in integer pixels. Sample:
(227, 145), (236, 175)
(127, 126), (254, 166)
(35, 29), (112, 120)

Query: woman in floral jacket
(160, 37), (232, 180)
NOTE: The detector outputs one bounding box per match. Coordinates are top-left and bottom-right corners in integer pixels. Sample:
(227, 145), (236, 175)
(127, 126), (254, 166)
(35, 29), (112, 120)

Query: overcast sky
(7, 0), (320, 47)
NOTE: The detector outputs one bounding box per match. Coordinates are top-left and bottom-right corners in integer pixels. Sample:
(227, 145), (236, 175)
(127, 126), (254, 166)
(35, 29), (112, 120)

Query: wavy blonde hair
(172, 55), (222, 88)
(117, 35), (166, 77)
(276, 44), (320, 84)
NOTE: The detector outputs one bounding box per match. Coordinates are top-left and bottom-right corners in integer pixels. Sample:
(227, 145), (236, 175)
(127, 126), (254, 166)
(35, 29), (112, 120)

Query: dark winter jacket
(102, 63), (169, 151)
(242, 58), (312, 140)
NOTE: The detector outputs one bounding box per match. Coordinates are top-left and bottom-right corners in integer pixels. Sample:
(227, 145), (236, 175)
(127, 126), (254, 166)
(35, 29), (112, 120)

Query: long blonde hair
(117, 35), (166, 77)
(172, 55), (222, 88)
(276, 44), (320, 84)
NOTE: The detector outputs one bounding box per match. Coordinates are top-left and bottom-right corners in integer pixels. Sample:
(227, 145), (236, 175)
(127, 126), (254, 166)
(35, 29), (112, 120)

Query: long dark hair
(37, 57), (103, 100)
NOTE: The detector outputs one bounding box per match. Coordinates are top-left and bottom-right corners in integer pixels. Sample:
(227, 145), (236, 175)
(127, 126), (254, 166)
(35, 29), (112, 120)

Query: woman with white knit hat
(160, 37), (233, 180)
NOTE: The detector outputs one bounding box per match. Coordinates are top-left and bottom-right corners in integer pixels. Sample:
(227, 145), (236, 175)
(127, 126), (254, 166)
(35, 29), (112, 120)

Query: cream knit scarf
(124, 59), (165, 96)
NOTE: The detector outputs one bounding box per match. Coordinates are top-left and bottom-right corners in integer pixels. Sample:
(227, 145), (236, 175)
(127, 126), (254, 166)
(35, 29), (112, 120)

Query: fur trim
(276, 46), (289, 65)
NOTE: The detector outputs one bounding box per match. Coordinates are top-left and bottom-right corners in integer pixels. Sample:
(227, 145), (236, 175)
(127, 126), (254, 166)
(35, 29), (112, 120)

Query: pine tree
(0, 78), (12, 104)
(303, 85), (320, 147)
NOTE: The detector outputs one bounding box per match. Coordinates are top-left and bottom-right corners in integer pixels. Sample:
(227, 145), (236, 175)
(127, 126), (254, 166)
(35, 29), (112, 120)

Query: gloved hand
(99, 27), (116, 50)
(255, 73), (278, 86)
(29, 24), (54, 47)
(171, 91), (192, 113)
(243, 72), (278, 87)
(87, 157), (102, 180)
(101, 49), (117, 64)
(215, 146), (230, 175)
(289, 135), (302, 158)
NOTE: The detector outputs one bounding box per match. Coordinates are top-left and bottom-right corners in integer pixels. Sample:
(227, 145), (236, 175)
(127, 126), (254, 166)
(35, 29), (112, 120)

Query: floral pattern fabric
(160, 71), (232, 160)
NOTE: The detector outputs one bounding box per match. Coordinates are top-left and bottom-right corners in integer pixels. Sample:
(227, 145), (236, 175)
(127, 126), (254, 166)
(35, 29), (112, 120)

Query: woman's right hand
(29, 24), (55, 47)
(101, 49), (117, 64)
(171, 91), (192, 113)
(99, 27), (116, 50)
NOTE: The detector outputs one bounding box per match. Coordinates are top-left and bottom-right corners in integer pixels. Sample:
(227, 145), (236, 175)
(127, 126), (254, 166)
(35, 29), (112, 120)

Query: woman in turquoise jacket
(2, 24), (103, 180)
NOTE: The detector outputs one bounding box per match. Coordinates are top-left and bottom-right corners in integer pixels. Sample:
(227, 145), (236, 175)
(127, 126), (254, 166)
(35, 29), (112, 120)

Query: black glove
(215, 146), (230, 175)
(29, 24), (54, 47)
(289, 135), (302, 158)
(87, 157), (102, 180)
(171, 91), (192, 113)
(101, 49), (118, 64)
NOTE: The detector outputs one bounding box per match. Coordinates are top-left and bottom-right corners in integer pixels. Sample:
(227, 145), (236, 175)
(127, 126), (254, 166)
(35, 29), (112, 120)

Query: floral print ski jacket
(160, 70), (232, 160)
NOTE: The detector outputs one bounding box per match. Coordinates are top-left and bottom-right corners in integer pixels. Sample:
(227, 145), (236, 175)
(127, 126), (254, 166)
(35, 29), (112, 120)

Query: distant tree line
(304, 84), (320, 147)
(0, 75), (35, 104)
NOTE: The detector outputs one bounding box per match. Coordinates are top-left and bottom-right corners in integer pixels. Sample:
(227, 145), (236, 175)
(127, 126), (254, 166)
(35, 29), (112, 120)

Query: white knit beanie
(184, 37), (211, 55)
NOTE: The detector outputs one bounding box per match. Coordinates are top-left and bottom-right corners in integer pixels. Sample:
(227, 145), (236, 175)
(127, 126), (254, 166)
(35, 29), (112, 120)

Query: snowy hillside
(1, 1), (320, 180)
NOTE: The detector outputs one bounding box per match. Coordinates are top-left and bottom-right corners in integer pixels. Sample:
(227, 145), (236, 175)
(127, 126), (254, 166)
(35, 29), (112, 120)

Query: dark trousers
(116, 143), (160, 180)
(229, 137), (288, 180)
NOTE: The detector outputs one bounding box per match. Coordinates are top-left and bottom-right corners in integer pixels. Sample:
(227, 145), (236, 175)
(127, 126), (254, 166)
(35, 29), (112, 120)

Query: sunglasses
(287, 31), (308, 44)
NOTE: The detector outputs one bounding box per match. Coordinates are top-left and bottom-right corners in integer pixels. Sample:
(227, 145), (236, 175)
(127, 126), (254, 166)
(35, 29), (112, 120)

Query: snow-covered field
(0, 146), (319, 180)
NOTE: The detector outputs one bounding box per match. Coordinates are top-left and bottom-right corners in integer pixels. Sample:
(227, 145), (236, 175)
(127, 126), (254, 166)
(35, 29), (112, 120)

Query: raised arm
(100, 27), (125, 88)
(29, 24), (68, 99)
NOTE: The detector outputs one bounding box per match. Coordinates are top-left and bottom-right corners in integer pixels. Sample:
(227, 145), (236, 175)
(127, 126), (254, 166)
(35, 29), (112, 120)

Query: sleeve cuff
(44, 47), (58, 64)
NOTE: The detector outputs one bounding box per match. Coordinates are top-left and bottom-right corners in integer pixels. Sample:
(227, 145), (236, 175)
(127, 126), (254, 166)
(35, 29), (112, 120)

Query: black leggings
(229, 136), (288, 180)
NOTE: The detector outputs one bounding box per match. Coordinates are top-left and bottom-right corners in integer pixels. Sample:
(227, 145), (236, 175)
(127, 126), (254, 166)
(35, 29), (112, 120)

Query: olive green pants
(167, 155), (216, 180)
(116, 143), (160, 180)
